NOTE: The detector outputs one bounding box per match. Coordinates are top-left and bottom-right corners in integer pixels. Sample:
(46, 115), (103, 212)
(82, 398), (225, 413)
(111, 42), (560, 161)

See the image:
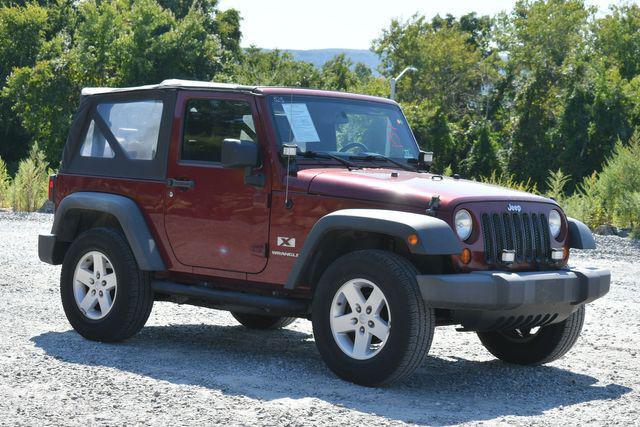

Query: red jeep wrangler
(39, 79), (610, 386)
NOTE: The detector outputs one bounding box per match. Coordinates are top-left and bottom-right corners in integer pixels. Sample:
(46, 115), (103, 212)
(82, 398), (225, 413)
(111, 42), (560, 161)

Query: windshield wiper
(299, 150), (361, 170)
(349, 154), (419, 172)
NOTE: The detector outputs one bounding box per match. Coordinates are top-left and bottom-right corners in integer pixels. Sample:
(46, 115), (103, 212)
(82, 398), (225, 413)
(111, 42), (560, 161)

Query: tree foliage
(2, 0), (640, 211)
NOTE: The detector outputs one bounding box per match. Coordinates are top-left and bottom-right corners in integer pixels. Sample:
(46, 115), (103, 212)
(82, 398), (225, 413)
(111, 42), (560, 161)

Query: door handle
(167, 178), (194, 189)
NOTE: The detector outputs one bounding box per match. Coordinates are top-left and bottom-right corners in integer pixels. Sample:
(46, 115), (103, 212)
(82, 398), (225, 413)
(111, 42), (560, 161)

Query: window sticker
(281, 103), (320, 145)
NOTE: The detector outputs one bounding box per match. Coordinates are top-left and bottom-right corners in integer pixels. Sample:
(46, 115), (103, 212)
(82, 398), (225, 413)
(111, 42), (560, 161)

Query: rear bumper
(38, 234), (67, 265)
(417, 267), (610, 330)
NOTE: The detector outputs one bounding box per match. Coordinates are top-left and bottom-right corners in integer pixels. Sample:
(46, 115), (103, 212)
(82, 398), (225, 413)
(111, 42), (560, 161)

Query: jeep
(39, 79), (610, 386)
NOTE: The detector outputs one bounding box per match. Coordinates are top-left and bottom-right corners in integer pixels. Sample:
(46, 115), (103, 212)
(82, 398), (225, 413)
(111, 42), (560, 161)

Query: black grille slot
(503, 213), (514, 250)
(540, 214), (551, 259)
(492, 213), (504, 256)
(481, 210), (551, 265)
(512, 213), (524, 262)
(481, 214), (495, 263)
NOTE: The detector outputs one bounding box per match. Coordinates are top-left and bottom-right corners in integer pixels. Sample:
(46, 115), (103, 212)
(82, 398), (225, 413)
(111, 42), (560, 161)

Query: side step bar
(151, 280), (310, 316)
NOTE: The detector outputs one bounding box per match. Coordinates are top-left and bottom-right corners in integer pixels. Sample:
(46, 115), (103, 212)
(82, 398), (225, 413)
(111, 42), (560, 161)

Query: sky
(217, 0), (635, 50)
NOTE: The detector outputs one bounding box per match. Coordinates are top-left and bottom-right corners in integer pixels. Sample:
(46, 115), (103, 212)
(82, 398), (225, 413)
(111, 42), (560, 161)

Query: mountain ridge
(264, 48), (381, 74)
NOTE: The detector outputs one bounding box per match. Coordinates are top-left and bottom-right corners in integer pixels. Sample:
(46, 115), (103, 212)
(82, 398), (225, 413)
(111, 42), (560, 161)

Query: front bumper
(417, 267), (610, 330)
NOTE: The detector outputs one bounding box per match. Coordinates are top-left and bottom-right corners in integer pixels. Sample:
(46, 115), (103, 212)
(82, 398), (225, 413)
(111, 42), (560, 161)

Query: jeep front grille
(481, 212), (551, 264)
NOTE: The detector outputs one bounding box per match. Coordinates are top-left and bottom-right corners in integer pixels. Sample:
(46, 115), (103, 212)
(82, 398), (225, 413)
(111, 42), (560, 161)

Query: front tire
(60, 228), (154, 342)
(312, 250), (434, 386)
(477, 306), (585, 365)
(231, 312), (297, 330)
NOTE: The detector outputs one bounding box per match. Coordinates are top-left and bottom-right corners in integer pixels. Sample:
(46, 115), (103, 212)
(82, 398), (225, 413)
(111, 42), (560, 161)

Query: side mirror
(221, 138), (259, 168)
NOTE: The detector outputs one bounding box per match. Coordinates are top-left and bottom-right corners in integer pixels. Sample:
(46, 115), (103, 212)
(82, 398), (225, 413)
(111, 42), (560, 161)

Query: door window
(182, 99), (256, 163)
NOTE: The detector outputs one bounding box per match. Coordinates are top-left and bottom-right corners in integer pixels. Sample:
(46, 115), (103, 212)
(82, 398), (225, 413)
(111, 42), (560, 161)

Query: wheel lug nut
(91, 290), (96, 295)
(102, 280), (106, 286)
(355, 306), (361, 313)
(89, 279), (94, 285)
(99, 291), (103, 297)
(368, 320), (374, 327)
(366, 307), (372, 314)
(359, 326), (365, 333)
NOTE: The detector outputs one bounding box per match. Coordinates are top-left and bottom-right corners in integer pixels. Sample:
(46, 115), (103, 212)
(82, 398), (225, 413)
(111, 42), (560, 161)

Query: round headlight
(549, 209), (562, 238)
(455, 209), (473, 241)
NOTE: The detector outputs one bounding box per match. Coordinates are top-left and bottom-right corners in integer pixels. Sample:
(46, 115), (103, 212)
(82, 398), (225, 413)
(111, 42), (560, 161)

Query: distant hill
(281, 49), (381, 75)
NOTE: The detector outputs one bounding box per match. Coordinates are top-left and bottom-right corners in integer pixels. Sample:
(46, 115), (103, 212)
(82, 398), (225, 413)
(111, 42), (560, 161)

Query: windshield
(268, 95), (420, 161)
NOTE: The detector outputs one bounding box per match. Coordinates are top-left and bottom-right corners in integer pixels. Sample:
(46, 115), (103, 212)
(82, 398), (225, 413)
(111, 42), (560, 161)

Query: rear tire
(312, 250), (434, 386)
(60, 227), (154, 342)
(477, 306), (585, 365)
(231, 312), (297, 330)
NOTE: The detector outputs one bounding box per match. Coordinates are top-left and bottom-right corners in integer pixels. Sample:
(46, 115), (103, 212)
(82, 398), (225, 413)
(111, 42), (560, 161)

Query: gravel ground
(0, 211), (638, 426)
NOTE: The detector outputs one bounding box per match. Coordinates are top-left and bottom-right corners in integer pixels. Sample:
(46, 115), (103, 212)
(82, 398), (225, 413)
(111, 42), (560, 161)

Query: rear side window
(80, 120), (115, 158)
(96, 100), (164, 160)
(182, 99), (256, 163)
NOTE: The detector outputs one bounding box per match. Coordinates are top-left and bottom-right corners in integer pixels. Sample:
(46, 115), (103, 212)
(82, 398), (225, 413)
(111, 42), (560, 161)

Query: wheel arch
(284, 209), (461, 290)
(50, 192), (166, 271)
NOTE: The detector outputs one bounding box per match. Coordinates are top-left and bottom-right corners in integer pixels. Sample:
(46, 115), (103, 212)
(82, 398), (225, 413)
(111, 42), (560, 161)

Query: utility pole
(390, 66), (417, 101)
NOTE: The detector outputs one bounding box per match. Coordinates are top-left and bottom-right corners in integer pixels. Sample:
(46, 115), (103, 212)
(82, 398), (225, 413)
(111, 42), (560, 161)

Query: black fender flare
(50, 192), (166, 271)
(567, 217), (596, 249)
(284, 209), (461, 289)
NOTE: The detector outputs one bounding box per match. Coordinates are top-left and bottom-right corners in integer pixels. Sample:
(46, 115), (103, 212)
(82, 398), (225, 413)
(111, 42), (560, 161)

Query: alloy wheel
(329, 278), (391, 360)
(72, 250), (117, 320)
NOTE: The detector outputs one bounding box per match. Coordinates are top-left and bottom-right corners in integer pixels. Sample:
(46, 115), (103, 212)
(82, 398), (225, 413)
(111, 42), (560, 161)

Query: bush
(9, 143), (50, 212)
(480, 170), (539, 194)
(563, 172), (607, 228)
(594, 131), (640, 230)
(562, 130), (640, 234)
(545, 169), (571, 204)
(0, 156), (10, 208)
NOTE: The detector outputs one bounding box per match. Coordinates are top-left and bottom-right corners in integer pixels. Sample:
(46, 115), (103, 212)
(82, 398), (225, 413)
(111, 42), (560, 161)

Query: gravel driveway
(0, 211), (638, 426)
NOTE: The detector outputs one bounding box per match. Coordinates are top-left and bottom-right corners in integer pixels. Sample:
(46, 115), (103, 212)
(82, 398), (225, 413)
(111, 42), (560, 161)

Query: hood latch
(426, 195), (440, 216)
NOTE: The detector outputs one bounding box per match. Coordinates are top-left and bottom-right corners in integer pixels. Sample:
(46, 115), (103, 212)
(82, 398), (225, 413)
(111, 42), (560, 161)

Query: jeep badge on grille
(507, 204), (522, 212)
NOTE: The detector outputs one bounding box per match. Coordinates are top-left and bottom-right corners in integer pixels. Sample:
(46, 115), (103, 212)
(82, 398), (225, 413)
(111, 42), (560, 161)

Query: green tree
(373, 14), (487, 114)
(595, 4), (640, 81)
(3, 0), (240, 165)
(464, 121), (500, 178)
(496, 0), (592, 187)
(0, 2), (48, 166)
(403, 100), (455, 172)
(320, 54), (367, 92)
(230, 47), (322, 87)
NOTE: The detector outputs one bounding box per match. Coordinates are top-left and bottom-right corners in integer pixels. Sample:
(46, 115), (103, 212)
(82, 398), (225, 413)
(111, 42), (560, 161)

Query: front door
(164, 91), (270, 273)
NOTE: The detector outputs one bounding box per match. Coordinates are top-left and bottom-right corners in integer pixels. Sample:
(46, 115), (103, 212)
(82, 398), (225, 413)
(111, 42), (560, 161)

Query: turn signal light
(460, 248), (472, 264)
(407, 234), (419, 246)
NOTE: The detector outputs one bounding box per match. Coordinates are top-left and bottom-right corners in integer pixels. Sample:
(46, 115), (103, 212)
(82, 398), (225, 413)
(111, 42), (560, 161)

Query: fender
(567, 217), (596, 249)
(284, 209), (462, 289)
(47, 192), (166, 271)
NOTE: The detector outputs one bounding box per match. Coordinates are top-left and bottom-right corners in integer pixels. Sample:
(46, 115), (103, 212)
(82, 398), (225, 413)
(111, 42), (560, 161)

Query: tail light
(48, 175), (56, 202)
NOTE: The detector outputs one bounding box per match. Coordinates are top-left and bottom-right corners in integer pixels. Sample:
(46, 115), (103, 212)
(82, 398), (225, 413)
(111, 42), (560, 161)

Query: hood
(300, 167), (556, 211)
